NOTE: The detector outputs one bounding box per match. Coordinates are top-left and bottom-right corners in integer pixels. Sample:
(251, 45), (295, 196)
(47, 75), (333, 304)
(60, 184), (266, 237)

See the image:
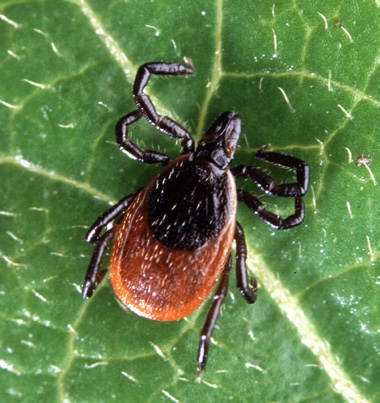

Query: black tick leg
(197, 255), (232, 378)
(235, 221), (258, 304)
(231, 145), (309, 229)
(82, 227), (117, 299)
(86, 191), (139, 243)
(231, 144), (309, 197)
(116, 110), (173, 165)
(237, 189), (305, 229)
(83, 191), (140, 298)
(116, 59), (195, 164)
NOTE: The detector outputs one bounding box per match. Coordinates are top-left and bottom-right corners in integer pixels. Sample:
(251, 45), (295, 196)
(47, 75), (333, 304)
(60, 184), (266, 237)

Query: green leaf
(0, 0), (378, 402)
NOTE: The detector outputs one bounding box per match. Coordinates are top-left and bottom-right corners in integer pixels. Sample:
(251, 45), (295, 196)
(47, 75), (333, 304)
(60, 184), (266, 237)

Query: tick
(82, 59), (310, 375)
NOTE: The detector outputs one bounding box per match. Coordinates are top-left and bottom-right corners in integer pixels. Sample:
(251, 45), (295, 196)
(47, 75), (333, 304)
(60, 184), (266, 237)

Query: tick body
(82, 59), (310, 375)
(111, 155), (237, 321)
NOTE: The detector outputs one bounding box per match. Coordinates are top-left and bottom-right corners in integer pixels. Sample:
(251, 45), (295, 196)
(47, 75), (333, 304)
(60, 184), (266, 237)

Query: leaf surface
(0, 0), (378, 402)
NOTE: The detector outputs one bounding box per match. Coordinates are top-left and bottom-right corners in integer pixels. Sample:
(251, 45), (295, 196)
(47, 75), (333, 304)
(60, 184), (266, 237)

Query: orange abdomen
(110, 155), (237, 321)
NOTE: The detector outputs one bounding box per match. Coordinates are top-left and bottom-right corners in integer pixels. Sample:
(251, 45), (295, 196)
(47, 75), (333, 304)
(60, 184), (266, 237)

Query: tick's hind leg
(83, 192), (139, 298)
(235, 221), (258, 304)
(82, 227), (117, 299)
(197, 255), (232, 378)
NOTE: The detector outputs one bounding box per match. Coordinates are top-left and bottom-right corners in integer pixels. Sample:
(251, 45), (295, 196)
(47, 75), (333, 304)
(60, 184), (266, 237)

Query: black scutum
(148, 158), (231, 250)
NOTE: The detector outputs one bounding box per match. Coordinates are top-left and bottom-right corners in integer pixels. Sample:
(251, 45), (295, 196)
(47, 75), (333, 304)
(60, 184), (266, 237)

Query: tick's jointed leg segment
(255, 145), (309, 195)
(133, 61), (195, 95)
(232, 145), (309, 229)
(235, 222), (258, 304)
(86, 192), (139, 243)
(82, 228), (117, 299)
(232, 145), (309, 197)
(83, 192), (140, 298)
(132, 60), (195, 154)
(237, 189), (305, 229)
(197, 255), (232, 376)
(116, 110), (173, 165)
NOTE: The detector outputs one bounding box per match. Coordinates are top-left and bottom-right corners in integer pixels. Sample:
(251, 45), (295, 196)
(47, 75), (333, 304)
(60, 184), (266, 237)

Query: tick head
(195, 112), (242, 169)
